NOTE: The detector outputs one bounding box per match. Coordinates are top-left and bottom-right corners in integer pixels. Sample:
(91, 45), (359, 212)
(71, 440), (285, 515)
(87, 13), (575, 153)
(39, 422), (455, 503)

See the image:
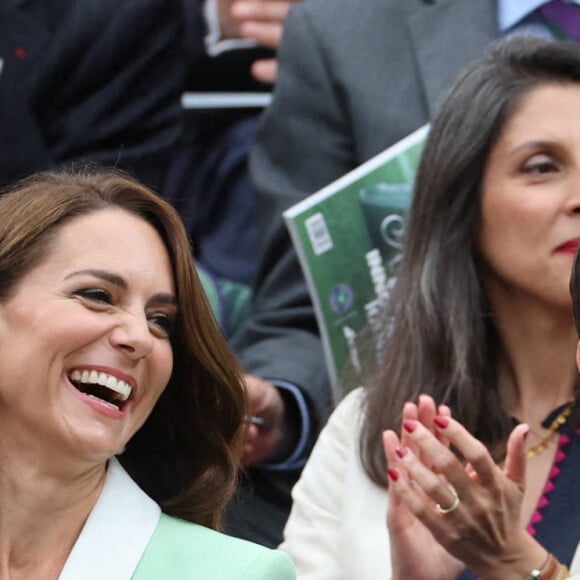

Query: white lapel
(59, 458), (161, 580)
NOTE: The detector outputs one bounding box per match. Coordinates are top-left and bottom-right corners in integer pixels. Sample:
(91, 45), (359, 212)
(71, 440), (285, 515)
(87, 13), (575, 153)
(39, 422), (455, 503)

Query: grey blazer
(227, 0), (498, 546)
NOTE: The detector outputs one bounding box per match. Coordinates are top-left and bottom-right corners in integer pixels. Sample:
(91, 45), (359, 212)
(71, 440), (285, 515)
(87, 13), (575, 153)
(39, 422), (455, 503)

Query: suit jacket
(227, 0), (497, 545)
(281, 389), (580, 579)
(236, 0), (497, 424)
(58, 458), (295, 580)
(0, 0), (187, 190)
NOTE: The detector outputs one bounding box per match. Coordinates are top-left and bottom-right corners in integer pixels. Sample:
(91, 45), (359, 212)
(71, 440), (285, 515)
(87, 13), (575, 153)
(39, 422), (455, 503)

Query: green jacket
(59, 458), (295, 580)
(134, 514), (295, 579)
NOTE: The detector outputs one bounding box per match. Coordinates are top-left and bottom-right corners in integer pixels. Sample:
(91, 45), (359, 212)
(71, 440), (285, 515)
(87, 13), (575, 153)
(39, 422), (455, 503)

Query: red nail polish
(395, 446), (408, 458)
(434, 416), (449, 429)
(403, 419), (417, 433)
(387, 468), (400, 482)
(523, 429), (529, 441)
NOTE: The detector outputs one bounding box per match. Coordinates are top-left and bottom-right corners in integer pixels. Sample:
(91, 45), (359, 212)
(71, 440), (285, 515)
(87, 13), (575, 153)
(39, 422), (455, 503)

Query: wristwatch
(525, 553), (569, 580)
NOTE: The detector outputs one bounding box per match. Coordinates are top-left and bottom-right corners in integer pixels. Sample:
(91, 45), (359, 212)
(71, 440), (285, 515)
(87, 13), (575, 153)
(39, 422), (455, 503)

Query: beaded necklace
(526, 398), (576, 459)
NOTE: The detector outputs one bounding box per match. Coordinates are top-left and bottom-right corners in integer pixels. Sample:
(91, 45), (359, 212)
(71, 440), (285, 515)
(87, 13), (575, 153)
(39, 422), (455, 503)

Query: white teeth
(69, 369), (132, 401)
(106, 375), (131, 400)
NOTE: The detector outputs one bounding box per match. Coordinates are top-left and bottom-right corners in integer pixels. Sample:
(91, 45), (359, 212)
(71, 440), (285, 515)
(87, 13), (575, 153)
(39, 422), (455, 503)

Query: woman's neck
(491, 297), (578, 427)
(0, 443), (106, 580)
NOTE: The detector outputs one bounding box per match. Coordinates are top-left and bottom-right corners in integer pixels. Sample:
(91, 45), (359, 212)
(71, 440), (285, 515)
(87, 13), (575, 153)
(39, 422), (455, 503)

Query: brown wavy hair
(0, 168), (246, 529)
(361, 36), (580, 486)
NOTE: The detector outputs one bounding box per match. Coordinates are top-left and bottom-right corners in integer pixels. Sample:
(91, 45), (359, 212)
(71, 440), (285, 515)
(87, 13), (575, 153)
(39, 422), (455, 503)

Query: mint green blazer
(59, 459), (295, 580)
(133, 514), (295, 580)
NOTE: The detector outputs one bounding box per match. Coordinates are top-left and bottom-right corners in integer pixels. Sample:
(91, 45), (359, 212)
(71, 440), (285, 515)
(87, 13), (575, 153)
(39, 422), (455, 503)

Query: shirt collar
(59, 458), (161, 580)
(498, 0), (580, 32)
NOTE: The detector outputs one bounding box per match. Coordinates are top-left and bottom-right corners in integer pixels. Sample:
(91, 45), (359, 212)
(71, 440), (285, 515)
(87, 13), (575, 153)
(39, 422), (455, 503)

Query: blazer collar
(59, 458), (161, 580)
(404, 0), (498, 115)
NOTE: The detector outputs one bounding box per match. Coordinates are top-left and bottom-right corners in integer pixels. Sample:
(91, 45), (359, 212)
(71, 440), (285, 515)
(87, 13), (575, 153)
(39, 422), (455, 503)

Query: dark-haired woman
(280, 36), (580, 579)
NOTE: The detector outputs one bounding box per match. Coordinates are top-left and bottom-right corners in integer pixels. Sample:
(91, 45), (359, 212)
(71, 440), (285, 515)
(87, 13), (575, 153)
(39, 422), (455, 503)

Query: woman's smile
(67, 366), (136, 417)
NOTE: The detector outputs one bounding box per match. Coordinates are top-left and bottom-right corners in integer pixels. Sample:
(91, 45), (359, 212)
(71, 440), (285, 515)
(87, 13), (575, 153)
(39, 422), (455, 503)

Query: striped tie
(541, 0), (580, 41)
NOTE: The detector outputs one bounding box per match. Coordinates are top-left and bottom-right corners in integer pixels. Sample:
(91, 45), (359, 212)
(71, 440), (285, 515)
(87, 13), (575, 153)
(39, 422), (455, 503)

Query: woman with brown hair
(280, 36), (580, 579)
(0, 169), (294, 578)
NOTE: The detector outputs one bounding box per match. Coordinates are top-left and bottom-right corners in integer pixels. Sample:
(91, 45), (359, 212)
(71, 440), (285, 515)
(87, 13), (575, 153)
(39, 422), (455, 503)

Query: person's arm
(230, 0), (360, 463)
(29, 0), (187, 192)
(280, 389), (364, 578)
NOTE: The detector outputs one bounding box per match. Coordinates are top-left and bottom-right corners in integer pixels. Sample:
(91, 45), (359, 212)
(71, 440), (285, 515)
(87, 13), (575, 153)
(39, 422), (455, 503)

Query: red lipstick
(556, 238), (580, 255)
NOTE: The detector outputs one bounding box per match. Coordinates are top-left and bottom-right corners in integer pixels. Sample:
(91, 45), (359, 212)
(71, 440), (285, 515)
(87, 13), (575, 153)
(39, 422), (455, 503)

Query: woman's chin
(64, 433), (129, 465)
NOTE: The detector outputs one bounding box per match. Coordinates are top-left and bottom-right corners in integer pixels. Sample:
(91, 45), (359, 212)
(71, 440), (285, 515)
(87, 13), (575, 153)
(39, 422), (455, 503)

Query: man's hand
(232, 0), (295, 82)
(242, 373), (287, 466)
(217, 0), (300, 83)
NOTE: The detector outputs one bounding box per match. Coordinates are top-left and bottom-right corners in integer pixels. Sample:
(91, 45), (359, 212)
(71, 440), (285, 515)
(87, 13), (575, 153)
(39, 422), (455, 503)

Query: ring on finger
(435, 485), (460, 515)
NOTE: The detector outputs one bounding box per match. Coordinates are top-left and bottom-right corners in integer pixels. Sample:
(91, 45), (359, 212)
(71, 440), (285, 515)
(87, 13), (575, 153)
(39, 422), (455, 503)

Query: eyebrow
(64, 269), (177, 305)
(509, 139), (558, 156)
(66, 268), (127, 288)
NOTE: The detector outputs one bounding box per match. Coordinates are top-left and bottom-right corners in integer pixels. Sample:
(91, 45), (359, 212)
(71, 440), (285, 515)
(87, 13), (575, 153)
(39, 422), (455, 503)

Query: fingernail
(403, 419), (417, 433)
(395, 446), (408, 459)
(523, 428), (529, 440)
(434, 416), (449, 429)
(387, 468), (400, 482)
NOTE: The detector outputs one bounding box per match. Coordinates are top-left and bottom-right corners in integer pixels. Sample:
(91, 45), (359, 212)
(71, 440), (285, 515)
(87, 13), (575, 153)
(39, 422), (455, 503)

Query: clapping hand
(384, 398), (544, 580)
(383, 395), (464, 580)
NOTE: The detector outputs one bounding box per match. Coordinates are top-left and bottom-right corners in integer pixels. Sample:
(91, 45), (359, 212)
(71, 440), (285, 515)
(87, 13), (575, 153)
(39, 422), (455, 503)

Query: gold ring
(435, 485), (460, 515)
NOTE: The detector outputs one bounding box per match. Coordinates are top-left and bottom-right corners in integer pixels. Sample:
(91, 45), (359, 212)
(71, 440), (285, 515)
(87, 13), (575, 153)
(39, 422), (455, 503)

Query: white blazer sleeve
(569, 542), (580, 577)
(280, 388), (366, 579)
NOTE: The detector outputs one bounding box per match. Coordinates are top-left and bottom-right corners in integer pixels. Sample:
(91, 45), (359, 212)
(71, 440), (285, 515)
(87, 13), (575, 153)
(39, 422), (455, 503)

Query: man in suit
(0, 0), (286, 194)
(229, 0), (576, 547)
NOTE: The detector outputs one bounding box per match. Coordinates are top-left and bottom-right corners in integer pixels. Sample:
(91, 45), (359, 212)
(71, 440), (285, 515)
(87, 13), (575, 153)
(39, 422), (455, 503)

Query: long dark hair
(361, 36), (580, 486)
(0, 169), (246, 528)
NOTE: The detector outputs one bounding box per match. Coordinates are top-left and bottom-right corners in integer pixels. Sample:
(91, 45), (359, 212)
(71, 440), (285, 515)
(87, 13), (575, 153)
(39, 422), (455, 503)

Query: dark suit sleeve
(27, 0), (187, 191)
(230, 2), (362, 432)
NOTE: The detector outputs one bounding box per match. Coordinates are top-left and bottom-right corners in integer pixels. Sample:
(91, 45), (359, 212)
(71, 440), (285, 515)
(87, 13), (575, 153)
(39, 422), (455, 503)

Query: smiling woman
(0, 170), (295, 579)
(278, 37), (580, 580)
